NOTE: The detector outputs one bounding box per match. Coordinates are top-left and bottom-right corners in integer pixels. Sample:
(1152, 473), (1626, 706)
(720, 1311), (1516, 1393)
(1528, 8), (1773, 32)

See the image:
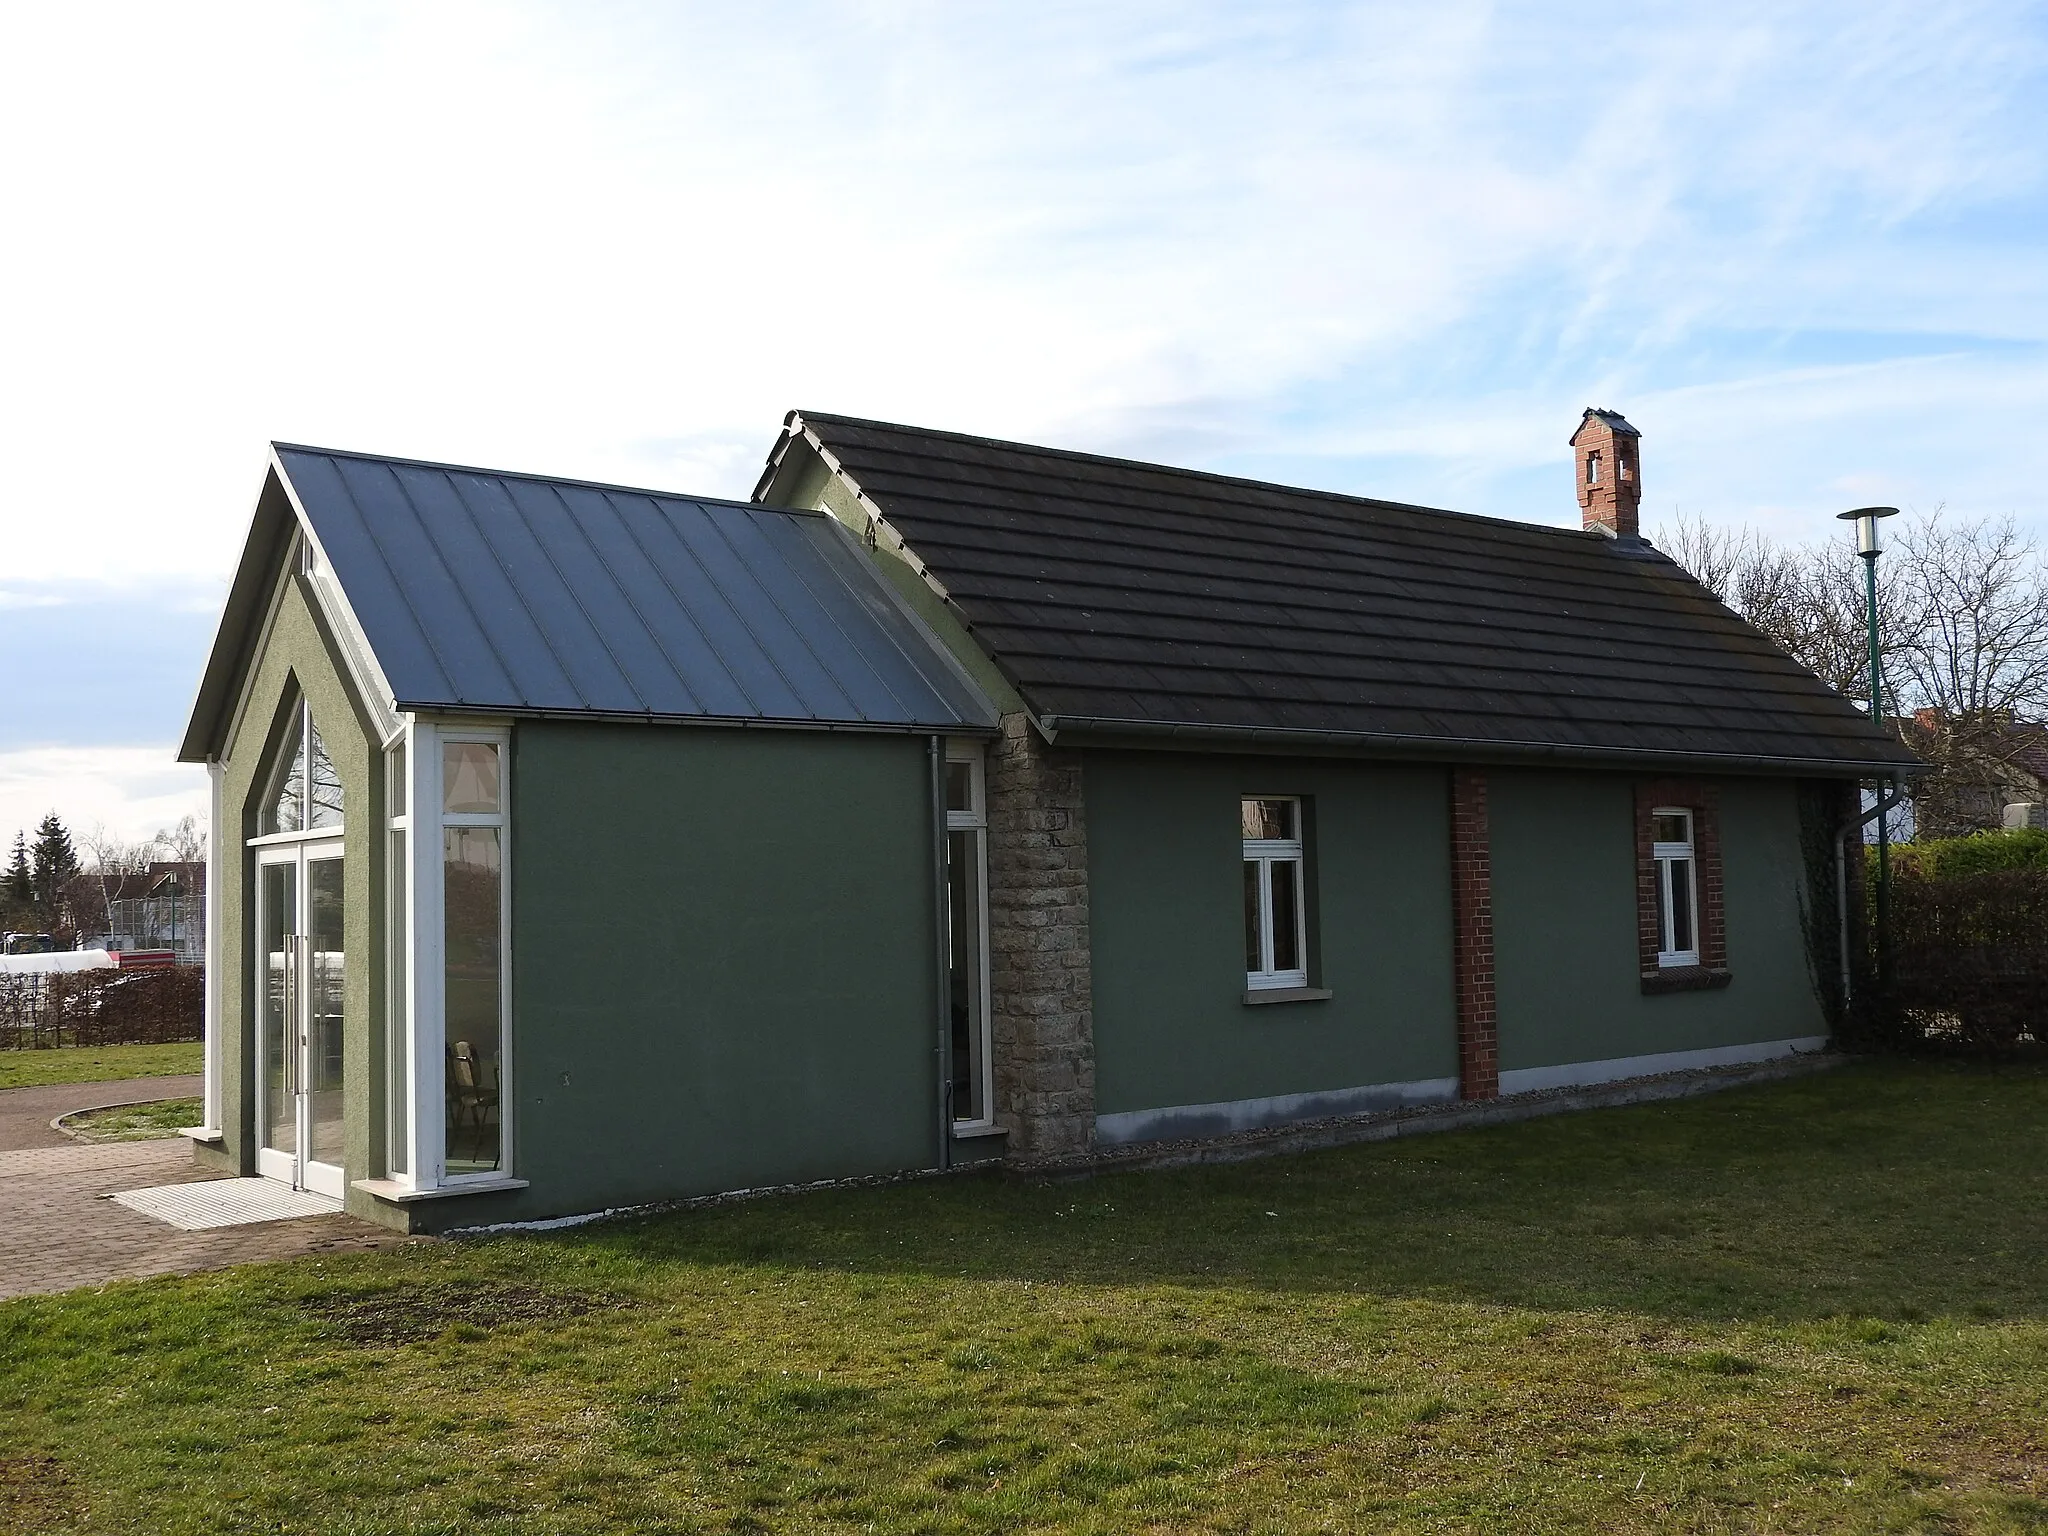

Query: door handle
(297, 935), (312, 1095)
(282, 941), (297, 1096)
(286, 933), (305, 1097)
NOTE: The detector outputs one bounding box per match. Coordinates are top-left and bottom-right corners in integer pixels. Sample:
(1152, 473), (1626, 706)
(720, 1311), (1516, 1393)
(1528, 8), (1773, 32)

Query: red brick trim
(1450, 768), (1497, 1100)
(1634, 781), (1729, 995)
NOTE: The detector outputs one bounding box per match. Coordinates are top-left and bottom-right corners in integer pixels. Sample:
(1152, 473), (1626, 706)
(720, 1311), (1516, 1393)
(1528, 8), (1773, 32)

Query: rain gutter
(1037, 713), (1927, 779)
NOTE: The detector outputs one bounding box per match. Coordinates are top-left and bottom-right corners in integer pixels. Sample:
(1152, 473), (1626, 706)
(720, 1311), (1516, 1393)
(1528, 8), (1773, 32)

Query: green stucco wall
(447, 721), (942, 1226)
(1085, 750), (1459, 1115)
(1085, 753), (1831, 1122)
(202, 559), (1830, 1219)
(1491, 770), (1827, 1071)
(198, 574), (388, 1218)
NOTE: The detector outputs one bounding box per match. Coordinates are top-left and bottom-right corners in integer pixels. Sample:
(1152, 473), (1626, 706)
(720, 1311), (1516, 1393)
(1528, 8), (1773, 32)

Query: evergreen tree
(1, 832), (29, 912)
(28, 813), (79, 924)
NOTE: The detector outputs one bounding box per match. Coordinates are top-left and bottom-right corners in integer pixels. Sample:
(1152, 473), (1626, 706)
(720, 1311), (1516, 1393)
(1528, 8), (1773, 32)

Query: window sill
(950, 1122), (1009, 1141)
(1640, 966), (1733, 996)
(1242, 986), (1334, 1006)
(179, 1126), (224, 1145)
(354, 1176), (529, 1204)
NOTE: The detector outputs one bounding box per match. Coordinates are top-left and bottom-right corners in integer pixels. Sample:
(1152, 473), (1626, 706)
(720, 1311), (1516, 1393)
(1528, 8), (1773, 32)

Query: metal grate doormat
(111, 1178), (342, 1230)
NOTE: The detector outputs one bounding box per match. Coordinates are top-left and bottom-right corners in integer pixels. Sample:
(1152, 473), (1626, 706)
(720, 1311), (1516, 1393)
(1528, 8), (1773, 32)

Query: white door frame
(254, 837), (346, 1197)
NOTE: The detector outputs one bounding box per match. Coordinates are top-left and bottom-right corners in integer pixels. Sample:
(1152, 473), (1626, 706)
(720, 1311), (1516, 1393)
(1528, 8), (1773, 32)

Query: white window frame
(243, 698), (348, 1195)
(196, 760), (225, 1137)
(1243, 796), (1309, 991)
(250, 693), (345, 846)
(945, 741), (994, 1131)
(389, 717), (515, 1192)
(384, 734), (411, 1181)
(1651, 806), (1700, 968)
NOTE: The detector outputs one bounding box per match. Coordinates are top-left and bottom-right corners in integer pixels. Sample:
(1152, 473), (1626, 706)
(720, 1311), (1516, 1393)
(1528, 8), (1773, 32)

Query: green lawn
(56, 1098), (204, 1143)
(2, 1059), (2045, 1534)
(0, 1042), (202, 1091)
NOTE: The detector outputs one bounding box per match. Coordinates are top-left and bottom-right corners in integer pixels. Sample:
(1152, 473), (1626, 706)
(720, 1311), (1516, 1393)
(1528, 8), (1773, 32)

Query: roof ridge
(791, 411), (1606, 545)
(272, 442), (810, 517)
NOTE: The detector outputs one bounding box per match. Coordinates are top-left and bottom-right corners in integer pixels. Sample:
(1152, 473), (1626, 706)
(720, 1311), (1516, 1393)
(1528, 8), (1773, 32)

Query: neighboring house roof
(1898, 713), (2048, 788)
(180, 445), (997, 762)
(758, 412), (1921, 776)
(146, 862), (204, 896)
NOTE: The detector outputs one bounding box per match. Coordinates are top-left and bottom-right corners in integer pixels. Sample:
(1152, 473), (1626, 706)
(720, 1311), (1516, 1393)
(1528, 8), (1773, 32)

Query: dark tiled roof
(764, 413), (1920, 775)
(1575, 407), (1639, 440)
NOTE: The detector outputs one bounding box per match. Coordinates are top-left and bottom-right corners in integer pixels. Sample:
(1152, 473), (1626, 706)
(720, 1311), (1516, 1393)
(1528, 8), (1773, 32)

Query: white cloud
(0, 748), (207, 852)
(0, 1), (2041, 600)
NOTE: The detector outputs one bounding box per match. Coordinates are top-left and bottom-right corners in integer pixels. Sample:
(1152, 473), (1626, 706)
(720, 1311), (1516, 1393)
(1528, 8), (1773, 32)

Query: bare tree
(1890, 512), (2048, 719)
(72, 825), (157, 944)
(1886, 512), (2048, 835)
(153, 814), (207, 864)
(1655, 512), (1913, 705)
(1657, 514), (1754, 603)
(1656, 507), (2048, 837)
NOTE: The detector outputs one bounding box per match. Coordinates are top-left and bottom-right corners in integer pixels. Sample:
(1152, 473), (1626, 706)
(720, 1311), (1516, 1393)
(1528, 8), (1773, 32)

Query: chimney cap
(1570, 407), (1640, 444)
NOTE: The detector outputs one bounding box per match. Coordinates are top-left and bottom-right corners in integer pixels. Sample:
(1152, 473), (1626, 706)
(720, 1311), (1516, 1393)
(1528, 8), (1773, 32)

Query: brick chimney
(1571, 408), (1641, 537)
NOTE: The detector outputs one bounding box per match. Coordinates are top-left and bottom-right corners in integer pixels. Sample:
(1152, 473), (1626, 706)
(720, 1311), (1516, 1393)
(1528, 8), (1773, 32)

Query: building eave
(1040, 713), (1927, 778)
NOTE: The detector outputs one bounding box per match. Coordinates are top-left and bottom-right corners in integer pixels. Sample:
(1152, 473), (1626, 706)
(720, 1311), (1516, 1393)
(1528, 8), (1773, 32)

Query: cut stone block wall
(984, 713), (1096, 1161)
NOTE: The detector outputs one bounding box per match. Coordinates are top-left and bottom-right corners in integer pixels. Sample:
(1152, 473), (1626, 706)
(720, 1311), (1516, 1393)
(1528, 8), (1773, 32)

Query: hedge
(0, 967), (204, 1049)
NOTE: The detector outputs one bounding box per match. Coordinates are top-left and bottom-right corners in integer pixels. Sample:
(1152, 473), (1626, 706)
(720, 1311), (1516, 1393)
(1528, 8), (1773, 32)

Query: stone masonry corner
(984, 712), (1096, 1162)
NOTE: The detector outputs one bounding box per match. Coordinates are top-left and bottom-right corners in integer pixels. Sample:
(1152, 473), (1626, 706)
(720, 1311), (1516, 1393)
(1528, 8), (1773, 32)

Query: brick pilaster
(984, 713), (1095, 1160)
(1450, 767), (1498, 1100)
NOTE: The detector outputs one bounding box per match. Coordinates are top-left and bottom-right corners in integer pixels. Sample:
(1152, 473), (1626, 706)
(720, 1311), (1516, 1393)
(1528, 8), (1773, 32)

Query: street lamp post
(1837, 505), (1901, 990)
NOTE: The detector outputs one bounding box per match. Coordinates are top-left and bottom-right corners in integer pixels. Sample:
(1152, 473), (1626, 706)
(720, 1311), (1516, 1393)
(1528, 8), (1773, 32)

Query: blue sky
(2, 0), (2044, 841)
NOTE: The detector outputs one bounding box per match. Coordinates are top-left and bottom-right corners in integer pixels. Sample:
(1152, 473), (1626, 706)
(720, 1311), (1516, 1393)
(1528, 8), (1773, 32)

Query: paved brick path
(0, 1076), (412, 1302)
(0, 1073), (205, 1150)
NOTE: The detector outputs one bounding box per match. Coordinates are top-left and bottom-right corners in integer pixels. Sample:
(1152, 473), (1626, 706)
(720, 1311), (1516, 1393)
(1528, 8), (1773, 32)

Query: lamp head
(1837, 504), (1900, 558)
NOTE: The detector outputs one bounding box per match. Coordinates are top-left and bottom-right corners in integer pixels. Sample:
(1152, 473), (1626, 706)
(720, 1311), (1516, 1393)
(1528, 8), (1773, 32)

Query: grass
(2, 1058), (2045, 1533)
(0, 1042), (202, 1091)
(56, 1098), (204, 1143)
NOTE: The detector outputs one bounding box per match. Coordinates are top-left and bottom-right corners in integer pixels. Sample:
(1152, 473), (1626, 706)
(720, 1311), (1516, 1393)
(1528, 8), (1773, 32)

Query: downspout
(929, 735), (953, 1172)
(1836, 775), (1908, 1006)
(201, 759), (225, 1136)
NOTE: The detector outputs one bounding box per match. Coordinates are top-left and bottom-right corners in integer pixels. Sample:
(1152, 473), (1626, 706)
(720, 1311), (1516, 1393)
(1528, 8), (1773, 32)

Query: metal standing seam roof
(193, 445), (998, 746)
(762, 412), (1923, 776)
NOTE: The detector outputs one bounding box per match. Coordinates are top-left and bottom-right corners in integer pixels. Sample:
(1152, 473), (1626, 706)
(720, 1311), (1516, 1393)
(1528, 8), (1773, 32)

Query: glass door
(255, 840), (346, 1197)
(256, 853), (297, 1186)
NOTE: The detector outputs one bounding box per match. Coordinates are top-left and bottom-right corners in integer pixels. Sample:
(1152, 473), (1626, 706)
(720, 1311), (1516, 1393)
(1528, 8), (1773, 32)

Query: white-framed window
(383, 737), (410, 1178)
(1651, 807), (1699, 967)
(255, 693), (344, 838)
(1243, 797), (1308, 990)
(945, 742), (993, 1129)
(437, 728), (510, 1178)
(385, 718), (513, 1192)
